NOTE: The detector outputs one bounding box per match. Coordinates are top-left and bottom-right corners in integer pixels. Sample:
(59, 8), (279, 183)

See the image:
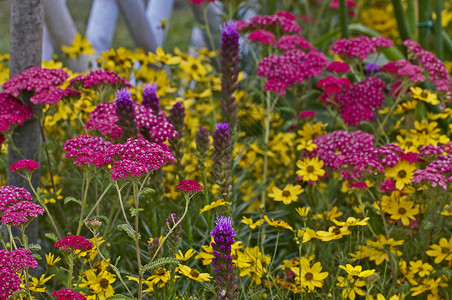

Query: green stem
(76, 172), (92, 235)
(114, 181), (134, 233)
(20, 227), (33, 300)
(133, 181), (143, 300)
(392, 0), (412, 41)
(67, 254), (74, 288)
(434, 0), (444, 60)
(339, 0), (349, 38)
(418, 0), (432, 49)
(406, 0), (417, 39)
(84, 182), (112, 220)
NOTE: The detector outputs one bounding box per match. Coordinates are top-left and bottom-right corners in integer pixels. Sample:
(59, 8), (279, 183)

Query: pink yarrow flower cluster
(0, 185), (43, 226)
(273, 35), (313, 50)
(258, 49), (329, 96)
(0, 248), (38, 299)
(85, 100), (177, 144)
(2, 67), (73, 105)
(69, 69), (132, 90)
(55, 235), (93, 253)
(52, 289), (86, 300)
(0, 92), (33, 132)
(10, 159), (39, 173)
(248, 29), (276, 45)
(381, 59), (426, 83)
(177, 180), (204, 192)
(330, 36), (393, 60)
(64, 135), (115, 167)
(237, 11), (302, 34)
(188, 0), (215, 4)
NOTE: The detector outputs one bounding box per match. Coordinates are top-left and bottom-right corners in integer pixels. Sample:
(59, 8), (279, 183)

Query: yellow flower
(316, 226), (351, 242)
(268, 184), (304, 205)
(332, 217), (369, 227)
(410, 87), (439, 105)
(61, 33), (95, 58)
(291, 257), (328, 292)
(150, 47), (181, 65)
(241, 216), (264, 230)
(384, 199), (419, 226)
(301, 227), (319, 243)
(195, 243), (215, 265)
(264, 215), (293, 231)
(426, 235), (452, 264)
(45, 252), (61, 267)
(238, 246), (271, 285)
(199, 199), (229, 215)
(175, 249), (196, 262)
(296, 157), (325, 182)
(339, 264), (375, 278)
(127, 276), (154, 293)
(296, 207), (311, 218)
(149, 267), (171, 288)
(178, 264), (212, 282)
(298, 122), (325, 140)
(336, 276), (366, 300)
(312, 206), (343, 221)
(79, 270), (116, 300)
(20, 273), (55, 292)
(409, 260), (433, 277)
(385, 160), (417, 190)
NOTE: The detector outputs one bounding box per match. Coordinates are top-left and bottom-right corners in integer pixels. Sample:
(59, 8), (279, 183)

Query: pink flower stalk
(2, 67), (71, 105)
(1, 201), (44, 226)
(0, 186), (33, 212)
(248, 29), (276, 45)
(52, 289), (86, 300)
(10, 159), (39, 173)
(69, 69), (132, 90)
(177, 180), (204, 192)
(0, 92), (33, 132)
(55, 235), (93, 253)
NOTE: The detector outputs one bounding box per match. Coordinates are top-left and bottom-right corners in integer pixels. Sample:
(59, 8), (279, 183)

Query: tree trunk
(8, 0), (44, 271)
(145, 0), (175, 47)
(116, 0), (158, 52)
(43, 0), (89, 72)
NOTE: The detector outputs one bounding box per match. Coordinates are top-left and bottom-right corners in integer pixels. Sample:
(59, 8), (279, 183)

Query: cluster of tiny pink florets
(0, 185), (33, 211)
(54, 235), (93, 253)
(176, 180), (204, 192)
(52, 289), (86, 300)
(10, 159), (40, 173)
(238, 11), (303, 34)
(0, 92), (34, 132)
(69, 69), (132, 90)
(64, 135), (115, 167)
(330, 36), (393, 60)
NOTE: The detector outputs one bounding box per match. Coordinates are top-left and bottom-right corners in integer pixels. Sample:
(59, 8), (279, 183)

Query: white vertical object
(145, 0), (175, 47)
(86, 0), (120, 54)
(42, 25), (54, 62)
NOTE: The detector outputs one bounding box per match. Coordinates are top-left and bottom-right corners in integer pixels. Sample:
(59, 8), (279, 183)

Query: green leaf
(106, 295), (135, 300)
(28, 243), (41, 251)
(139, 187), (155, 197)
(64, 196), (82, 205)
(31, 253), (42, 260)
(140, 257), (179, 275)
(129, 207), (144, 217)
(115, 256), (121, 267)
(117, 224), (140, 241)
(45, 232), (58, 242)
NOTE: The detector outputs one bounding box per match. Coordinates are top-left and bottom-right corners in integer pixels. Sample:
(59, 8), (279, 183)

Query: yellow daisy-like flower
(410, 87), (440, 105)
(384, 199), (419, 226)
(316, 226), (351, 242)
(291, 257), (328, 292)
(426, 235), (452, 264)
(339, 264), (375, 278)
(301, 227), (319, 243)
(241, 216), (264, 230)
(264, 215), (293, 231)
(296, 157), (325, 182)
(336, 276), (366, 300)
(61, 33), (95, 58)
(332, 217), (369, 227)
(149, 267), (171, 288)
(409, 260), (433, 277)
(45, 252), (61, 267)
(385, 160), (417, 190)
(268, 184), (304, 205)
(127, 276), (154, 293)
(295, 207), (311, 218)
(296, 139), (317, 152)
(79, 270), (116, 300)
(175, 249), (196, 262)
(178, 264), (212, 282)
(199, 199), (229, 215)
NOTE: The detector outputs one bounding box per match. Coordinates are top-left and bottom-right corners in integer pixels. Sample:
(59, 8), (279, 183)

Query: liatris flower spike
(165, 213), (182, 256)
(142, 83), (160, 115)
(212, 123), (232, 202)
(115, 88), (137, 138)
(210, 216), (238, 299)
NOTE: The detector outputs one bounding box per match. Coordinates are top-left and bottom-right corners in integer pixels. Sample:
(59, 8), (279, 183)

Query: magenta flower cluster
(0, 185), (43, 226)
(0, 248), (38, 299)
(55, 235), (93, 253)
(64, 135), (115, 167)
(176, 180), (203, 192)
(52, 289), (86, 300)
(10, 159), (40, 173)
(69, 69), (132, 90)
(238, 11), (303, 34)
(330, 36), (393, 60)
(0, 92), (33, 132)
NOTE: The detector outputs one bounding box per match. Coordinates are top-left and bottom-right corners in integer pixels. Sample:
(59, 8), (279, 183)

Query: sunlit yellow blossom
(332, 217), (369, 227)
(175, 249), (196, 262)
(296, 207), (310, 218)
(385, 160), (417, 190)
(316, 226), (351, 241)
(409, 260), (433, 277)
(336, 276), (366, 300)
(312, 206), (343, 221)
(296, 157), (325, 182)
(127, 276), (154, 293)
(20, 273), (54, 292)
(241, 216), (264, 230)
(178, 264), (212, 282)
(301, 227), (319, 243)
(61, 33), (95, 58)
(377, 294), (402, 300)
(45, 252), (61, 267)
(426, 235), (452, 264)
(339, 264), (375, 278)
(264, 215), (293, 231)
(384, 199), (419, 226)
(79, 270), (116, 300)
(199, 199), (229, 215)
(410, 87), (439, 105)
(291, 257), (328, 292)
(410, 277), (448, 297)
(238, 246), (271, 285)
(296, 139), (317, 152)
(268, 184), (303, 205)
(195, 243), (215, 265)
(298, 122), (325, 140)
(149, 267), (170, 288)
(150, 47), (181, 65)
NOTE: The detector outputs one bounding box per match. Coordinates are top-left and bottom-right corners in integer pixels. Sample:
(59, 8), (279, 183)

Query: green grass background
(0, 0), (195, 55)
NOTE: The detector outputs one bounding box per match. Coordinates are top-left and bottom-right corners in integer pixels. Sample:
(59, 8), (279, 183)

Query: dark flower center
(398, 208), (407, 215)
(333, 227), (342, 235)
(305, 272), (314, 281)
(420, 92), (429, 99)
(156, 267), (166, 275)
(100, 278), (109, 289)
(190, 269), (200, 278)
(282, 191), (291, 197)
(307, 166), (315, 173)
(398, 170), (407, 178)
